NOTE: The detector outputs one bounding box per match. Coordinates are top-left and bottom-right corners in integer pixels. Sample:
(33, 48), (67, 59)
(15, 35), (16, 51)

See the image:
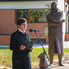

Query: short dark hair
(16, 18), (27, 26)
(51, 2), (57, 6)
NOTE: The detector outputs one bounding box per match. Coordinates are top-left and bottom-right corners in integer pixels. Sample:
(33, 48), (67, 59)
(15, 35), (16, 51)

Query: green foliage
(16, 9), (51, 22)
(29, 9), (51, 22)
(16, 10), (27, 21)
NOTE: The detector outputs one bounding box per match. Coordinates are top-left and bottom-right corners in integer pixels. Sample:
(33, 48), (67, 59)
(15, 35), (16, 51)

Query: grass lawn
(0, 47), (69, 67)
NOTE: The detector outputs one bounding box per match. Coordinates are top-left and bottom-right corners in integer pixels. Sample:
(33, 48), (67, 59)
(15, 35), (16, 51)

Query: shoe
(48, 62), (53, 66)
(58, 62), (64, 66)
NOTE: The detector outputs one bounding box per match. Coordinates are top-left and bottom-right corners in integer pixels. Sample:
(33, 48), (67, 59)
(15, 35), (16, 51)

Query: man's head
(16, 18), (27, 31)
(51, 2), (57, 12)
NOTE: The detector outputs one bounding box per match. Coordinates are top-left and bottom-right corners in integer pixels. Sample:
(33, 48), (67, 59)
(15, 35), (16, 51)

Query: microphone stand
(35, 31), (50, 61)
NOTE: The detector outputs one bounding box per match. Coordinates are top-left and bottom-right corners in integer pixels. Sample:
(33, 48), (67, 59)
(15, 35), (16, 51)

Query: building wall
(0, 9), (17, 34)
(0, 9), (16, 45)
(0, 0), (66, 45)
(0, 35), (10, 45)
(67, 0), (69, 4)
(65, 1), (69, 41)
(65, 4), (69, 41)
(27, 23), (48, 44)
(65, 34), (69, 41)
(68, 6), (69, 31)
(27, 23), (48, 37)
(68, 17), (69, 31)
(0, 22), (48, 45)
(0, 9), (48, 45)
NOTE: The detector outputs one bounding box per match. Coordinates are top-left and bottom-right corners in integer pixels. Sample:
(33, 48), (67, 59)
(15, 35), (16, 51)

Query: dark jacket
(10, 30), (32, 69)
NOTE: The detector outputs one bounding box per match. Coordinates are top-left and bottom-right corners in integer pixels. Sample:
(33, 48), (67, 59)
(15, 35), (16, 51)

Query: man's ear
(18, 25), (20, 28)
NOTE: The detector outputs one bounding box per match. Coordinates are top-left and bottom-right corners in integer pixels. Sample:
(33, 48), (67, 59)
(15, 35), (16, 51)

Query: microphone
(29, 29), (39, 32)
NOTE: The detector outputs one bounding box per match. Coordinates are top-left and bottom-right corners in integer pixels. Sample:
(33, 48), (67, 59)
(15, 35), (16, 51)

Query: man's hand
(47, 15), (52, 19)
(61, 20), (65, 22)
(30, 47), (33, 51)
(20, 45), (26, 50)
(58, 20), (65, 25)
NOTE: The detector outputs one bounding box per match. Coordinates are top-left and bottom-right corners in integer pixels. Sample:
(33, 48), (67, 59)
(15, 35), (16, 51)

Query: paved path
(32, 59), (69, 69)
(33, 41), (69, 48)
(0, 41), (69, 48)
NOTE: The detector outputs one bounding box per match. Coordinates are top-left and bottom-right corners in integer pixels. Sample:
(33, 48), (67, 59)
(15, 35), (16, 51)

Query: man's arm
(48, 22), (61, 26)
(48, 12), (63, 23)
(48, 20), (63, 26)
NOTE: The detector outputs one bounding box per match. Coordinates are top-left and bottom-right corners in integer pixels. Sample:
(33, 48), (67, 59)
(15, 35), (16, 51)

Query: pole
(35, 31), (50, 61)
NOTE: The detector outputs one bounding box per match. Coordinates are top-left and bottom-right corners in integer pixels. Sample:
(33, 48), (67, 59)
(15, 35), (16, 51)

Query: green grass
(0, 47), (10, 49)
(30, 48), (48, 62)
(0, 47), (69, 67)
(0, 48), (12, 67)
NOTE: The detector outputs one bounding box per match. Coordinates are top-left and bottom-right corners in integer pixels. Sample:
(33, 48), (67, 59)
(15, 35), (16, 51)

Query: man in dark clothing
(10, 18), (33, 69)
(47, 2), (65, 66)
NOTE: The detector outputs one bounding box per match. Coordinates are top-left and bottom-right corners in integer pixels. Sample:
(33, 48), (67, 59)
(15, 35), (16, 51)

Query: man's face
(18, 22), (27, 31)
(51, 3), (57, 11)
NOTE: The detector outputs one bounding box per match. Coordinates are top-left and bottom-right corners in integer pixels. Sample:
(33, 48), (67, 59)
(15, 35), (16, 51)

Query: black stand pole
(35, 31), (50, 61)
